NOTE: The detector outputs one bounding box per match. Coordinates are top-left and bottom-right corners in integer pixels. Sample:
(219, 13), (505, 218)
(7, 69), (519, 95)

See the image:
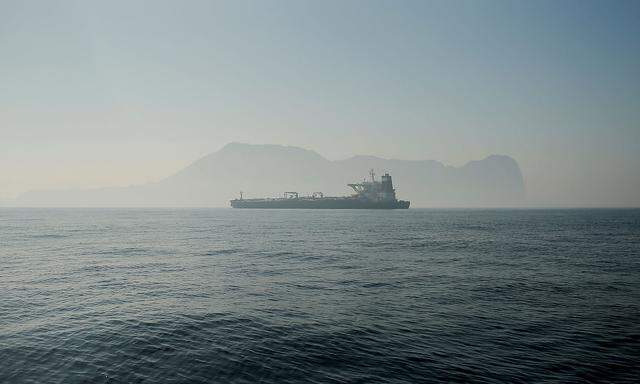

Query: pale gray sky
(1, 0), (639, 206)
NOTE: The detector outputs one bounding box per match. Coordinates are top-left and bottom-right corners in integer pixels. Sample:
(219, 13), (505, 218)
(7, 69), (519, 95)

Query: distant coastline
(9, 143), (525, 208)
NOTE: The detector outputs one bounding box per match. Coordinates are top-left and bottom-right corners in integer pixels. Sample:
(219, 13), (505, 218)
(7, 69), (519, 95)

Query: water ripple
(1, 208), (639, 383)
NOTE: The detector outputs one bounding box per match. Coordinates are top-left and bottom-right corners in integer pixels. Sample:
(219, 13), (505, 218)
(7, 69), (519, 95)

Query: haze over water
(2, 1), (639, 207)
(2, 208), (639, 383)
(2, 1), (640, 382)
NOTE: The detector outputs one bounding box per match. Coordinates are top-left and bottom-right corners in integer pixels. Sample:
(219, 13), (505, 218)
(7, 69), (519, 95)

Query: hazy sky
(1, 0), (639, 206)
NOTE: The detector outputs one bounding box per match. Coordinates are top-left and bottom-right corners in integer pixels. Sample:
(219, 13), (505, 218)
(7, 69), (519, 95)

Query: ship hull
(230, 199), (410, 209)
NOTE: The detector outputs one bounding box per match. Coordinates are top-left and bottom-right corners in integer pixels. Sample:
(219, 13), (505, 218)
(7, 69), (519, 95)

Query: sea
(1, 208), (639, 383)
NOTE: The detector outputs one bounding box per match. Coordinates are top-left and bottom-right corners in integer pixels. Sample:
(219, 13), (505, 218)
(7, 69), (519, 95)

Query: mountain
(13, 143), (525, 207)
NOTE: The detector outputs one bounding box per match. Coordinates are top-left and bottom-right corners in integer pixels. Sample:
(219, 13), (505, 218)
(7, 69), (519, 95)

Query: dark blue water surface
(1, 208), (639, 383)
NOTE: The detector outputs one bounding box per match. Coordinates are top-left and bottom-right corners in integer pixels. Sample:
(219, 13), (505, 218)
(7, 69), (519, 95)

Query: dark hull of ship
(230, 198), (410, 209)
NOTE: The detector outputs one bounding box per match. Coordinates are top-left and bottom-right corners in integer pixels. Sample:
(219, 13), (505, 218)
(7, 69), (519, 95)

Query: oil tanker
(230, 170), (410, 209)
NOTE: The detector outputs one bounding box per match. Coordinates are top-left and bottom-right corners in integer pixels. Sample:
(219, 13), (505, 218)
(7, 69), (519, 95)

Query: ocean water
(1, 208), (639, 383)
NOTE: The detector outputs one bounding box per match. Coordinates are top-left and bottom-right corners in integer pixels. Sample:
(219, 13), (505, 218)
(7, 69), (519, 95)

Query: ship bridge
(348, 170), (396, 202)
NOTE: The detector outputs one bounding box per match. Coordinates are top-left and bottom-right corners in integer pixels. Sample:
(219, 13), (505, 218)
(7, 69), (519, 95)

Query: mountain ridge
(12, 143), (525, 207)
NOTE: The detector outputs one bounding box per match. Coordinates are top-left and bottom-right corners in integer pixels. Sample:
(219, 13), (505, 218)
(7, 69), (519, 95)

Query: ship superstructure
(230, 170), (410, 209)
